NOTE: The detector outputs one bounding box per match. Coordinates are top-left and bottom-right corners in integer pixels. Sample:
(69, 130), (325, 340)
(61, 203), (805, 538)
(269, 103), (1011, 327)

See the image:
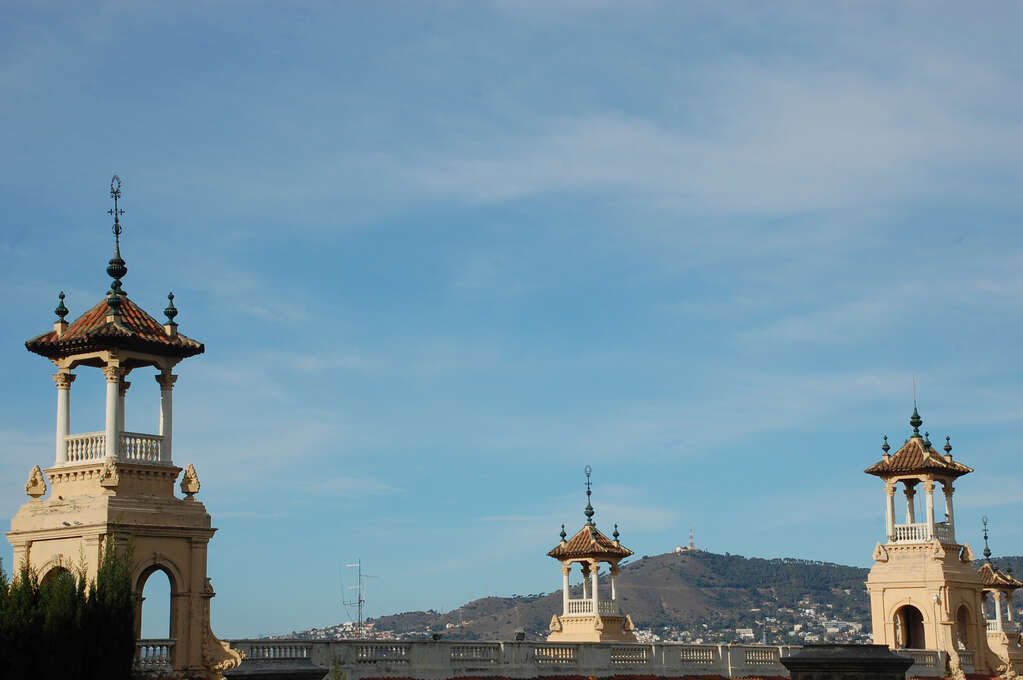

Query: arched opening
(138, 567), (174, 640)
(40, 565), (74, 588)
(894, 605), (926, 649)
(955, 605), (971, 650)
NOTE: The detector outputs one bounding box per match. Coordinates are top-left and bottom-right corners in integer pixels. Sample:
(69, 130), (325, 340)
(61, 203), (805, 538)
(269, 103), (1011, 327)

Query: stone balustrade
(61, 431), (166, 465)
(889, 522), (954, 544)
(136, 638), (175, 669)
(565, 598), (618, 616)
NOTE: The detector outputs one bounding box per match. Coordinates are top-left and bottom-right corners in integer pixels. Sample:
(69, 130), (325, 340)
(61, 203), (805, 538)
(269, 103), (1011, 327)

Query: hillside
(363, 550), (872, 643)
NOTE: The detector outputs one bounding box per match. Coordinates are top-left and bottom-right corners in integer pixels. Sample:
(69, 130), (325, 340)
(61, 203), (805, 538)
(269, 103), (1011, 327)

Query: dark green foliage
(0, 540), (136, 680)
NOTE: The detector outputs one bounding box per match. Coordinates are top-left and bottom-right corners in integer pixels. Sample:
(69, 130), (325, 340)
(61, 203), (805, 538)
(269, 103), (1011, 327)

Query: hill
(362, 550), (873, 643)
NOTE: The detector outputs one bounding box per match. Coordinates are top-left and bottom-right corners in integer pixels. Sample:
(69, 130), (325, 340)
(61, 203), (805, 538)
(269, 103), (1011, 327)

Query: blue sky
(3, 1), (1023, 638)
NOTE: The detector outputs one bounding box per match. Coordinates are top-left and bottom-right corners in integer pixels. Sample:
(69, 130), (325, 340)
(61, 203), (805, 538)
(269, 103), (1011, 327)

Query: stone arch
(36, 554), (75, 584)
(39, 564), (74, 588)
(893, 603), (927, 649)
(133, 557), (183, 642)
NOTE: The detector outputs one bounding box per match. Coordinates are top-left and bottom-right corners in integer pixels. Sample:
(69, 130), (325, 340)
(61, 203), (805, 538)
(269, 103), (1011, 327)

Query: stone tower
(864, 406), (1010, 677)
(6, 177), (241, 679)
(547, 467), (636, 642)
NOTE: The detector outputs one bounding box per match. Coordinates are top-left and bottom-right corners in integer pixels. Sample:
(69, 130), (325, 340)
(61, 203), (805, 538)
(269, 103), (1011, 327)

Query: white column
(581, 565), (589, 600)
(103, 365), (123, 459)
(561, 565), (570, 616)
(591, 563), (599, 613)
(1009, 593), (1014, 623)
(885, 483), (896, 541)
(53, 372), (75, 466)
(156, 372), (177, 463)
(117, 380), (130, 433)
(924, 481), (936, 539)
(944, 483), (956, 539)
(995, 591), (1004, 630)
(905, 485), (917, 523)
(610, 565), (618, 602)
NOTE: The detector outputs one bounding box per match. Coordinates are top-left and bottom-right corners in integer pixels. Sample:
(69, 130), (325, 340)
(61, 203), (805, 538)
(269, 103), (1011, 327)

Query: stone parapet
(224, 641), (948, 680)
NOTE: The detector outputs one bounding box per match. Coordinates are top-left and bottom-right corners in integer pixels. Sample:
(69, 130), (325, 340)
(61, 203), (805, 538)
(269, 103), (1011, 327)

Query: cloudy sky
(3, 1), (1023, 638)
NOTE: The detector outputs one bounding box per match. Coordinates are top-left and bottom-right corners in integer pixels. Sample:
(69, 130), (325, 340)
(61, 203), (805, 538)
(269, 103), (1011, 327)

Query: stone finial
(54, 292), (70, 336)
(944, 435), (952, 459)
(25, 465), (47, 499)
(910, 405), (923, 438)
(613, 524), (620, 542)
(881, 434), (890, 461)
(181, 463), (200, 500)
(559, 524), (566, 542)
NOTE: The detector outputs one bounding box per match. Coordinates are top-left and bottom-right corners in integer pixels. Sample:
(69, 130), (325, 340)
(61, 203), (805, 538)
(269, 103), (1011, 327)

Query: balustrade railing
(120, 432), (162, 462)
(65, 432), (105, 463)
(744, 647), (780, 664)
(244, 642), (312, 659)
(679, 645), (716, 664)
(135, 639), (175, 669)
(889, 522), (954, 544)
(451, 644), (499, 663)
(565, 598), (617, 616)
(959, 650), (976, 670)
(61, 431), (167, 465)
(610, 646), (649, 664)
(356, 643), (409, 664)
(533, 645), (577, 664)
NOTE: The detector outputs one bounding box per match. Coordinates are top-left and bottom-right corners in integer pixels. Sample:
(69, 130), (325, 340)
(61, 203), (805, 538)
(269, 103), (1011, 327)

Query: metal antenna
(344, 560), (377, 636)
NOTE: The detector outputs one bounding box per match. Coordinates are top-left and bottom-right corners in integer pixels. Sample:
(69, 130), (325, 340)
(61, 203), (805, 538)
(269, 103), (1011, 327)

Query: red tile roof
(864, 436), (972, 479)
(26, 295), (203, 360)
(978, 562), (1023, 589)
(547, 525), (634, 560)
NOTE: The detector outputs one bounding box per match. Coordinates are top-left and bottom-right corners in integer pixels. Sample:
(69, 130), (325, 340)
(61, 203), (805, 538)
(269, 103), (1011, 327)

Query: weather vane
(108, 175), (124, 239)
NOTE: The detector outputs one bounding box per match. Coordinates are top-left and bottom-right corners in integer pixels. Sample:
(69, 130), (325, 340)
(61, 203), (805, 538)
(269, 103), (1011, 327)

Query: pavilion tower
(6, 177), (241, 679)
(546, 466), (636, 642)
(864, 406), (992, 675)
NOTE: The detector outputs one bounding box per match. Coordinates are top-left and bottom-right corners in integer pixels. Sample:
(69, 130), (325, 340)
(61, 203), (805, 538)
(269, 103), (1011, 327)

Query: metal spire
(559, 524), (566, 541)
(583, 464), (595, 528)
(983, 516), (992, 561)
(923, 431), (932, 450)
(613, 524), (620, 542)
(944, 435), (952, 457)
(105, 175), (127, 313)
(881, 435), (890, 456)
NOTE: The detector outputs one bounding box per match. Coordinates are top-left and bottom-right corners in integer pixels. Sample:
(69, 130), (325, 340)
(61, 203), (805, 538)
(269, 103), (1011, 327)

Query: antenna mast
(344, 560), (376, 636)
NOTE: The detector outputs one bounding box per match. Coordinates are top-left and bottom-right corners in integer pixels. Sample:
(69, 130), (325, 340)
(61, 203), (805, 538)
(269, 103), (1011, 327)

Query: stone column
(581, 564), (589, 600)
(53, 372), (75, 466)
(561, 565), (570, 616)
(885, 483), (896, 541)
(995, 591), (1004, 630)
(904, 485), (917, 523)
(117, 380), (130, 433)
(590, 563), (599, 613)
(156, 371), (177, 464)
(924, 481), (936, 539)
(102, 365), (125, 459)
(1008, 593), (1014, 623)
(610, 564), (618, 602)
(943, 483), (956, 539)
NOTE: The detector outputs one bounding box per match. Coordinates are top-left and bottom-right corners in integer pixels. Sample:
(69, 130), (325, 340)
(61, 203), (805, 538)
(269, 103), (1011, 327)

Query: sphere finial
(983, 516), (992, 561)
(923, 432), (931, 450)
(164, 292), (178, 324)
(105, 175), (127, 310)
(559, 524), (566, 541)
(881, 435), (890, 455)
(613, 524), (620, 542)
(944, 435), (952, 456)
(55, 292), (68, 322)
(910, 405), (923, 438)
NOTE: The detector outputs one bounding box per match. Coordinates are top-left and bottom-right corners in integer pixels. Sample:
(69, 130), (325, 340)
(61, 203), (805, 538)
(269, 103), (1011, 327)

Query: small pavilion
(546, 467), (636, 642)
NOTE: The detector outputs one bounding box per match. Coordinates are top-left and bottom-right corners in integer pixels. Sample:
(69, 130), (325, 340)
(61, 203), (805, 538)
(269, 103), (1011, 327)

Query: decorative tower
(547, 466), (636, 642)
(864, 406), (990, 675)
(7, 177), (241, 679)
(976, 519), (1023, 675)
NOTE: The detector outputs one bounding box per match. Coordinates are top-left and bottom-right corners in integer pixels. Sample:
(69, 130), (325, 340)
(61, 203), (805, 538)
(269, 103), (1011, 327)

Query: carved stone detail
(99, 460), (119, 488)
(101, 365), (128, 382)
(181, 463), (200, 500)
(25, 465), (47, 499)
(873, 541), (889, 562)
(549, 614), (562, 632)
(960, 543), (975, 562)
(155, 372), (179, 390)
(52, 372), (76, 389)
